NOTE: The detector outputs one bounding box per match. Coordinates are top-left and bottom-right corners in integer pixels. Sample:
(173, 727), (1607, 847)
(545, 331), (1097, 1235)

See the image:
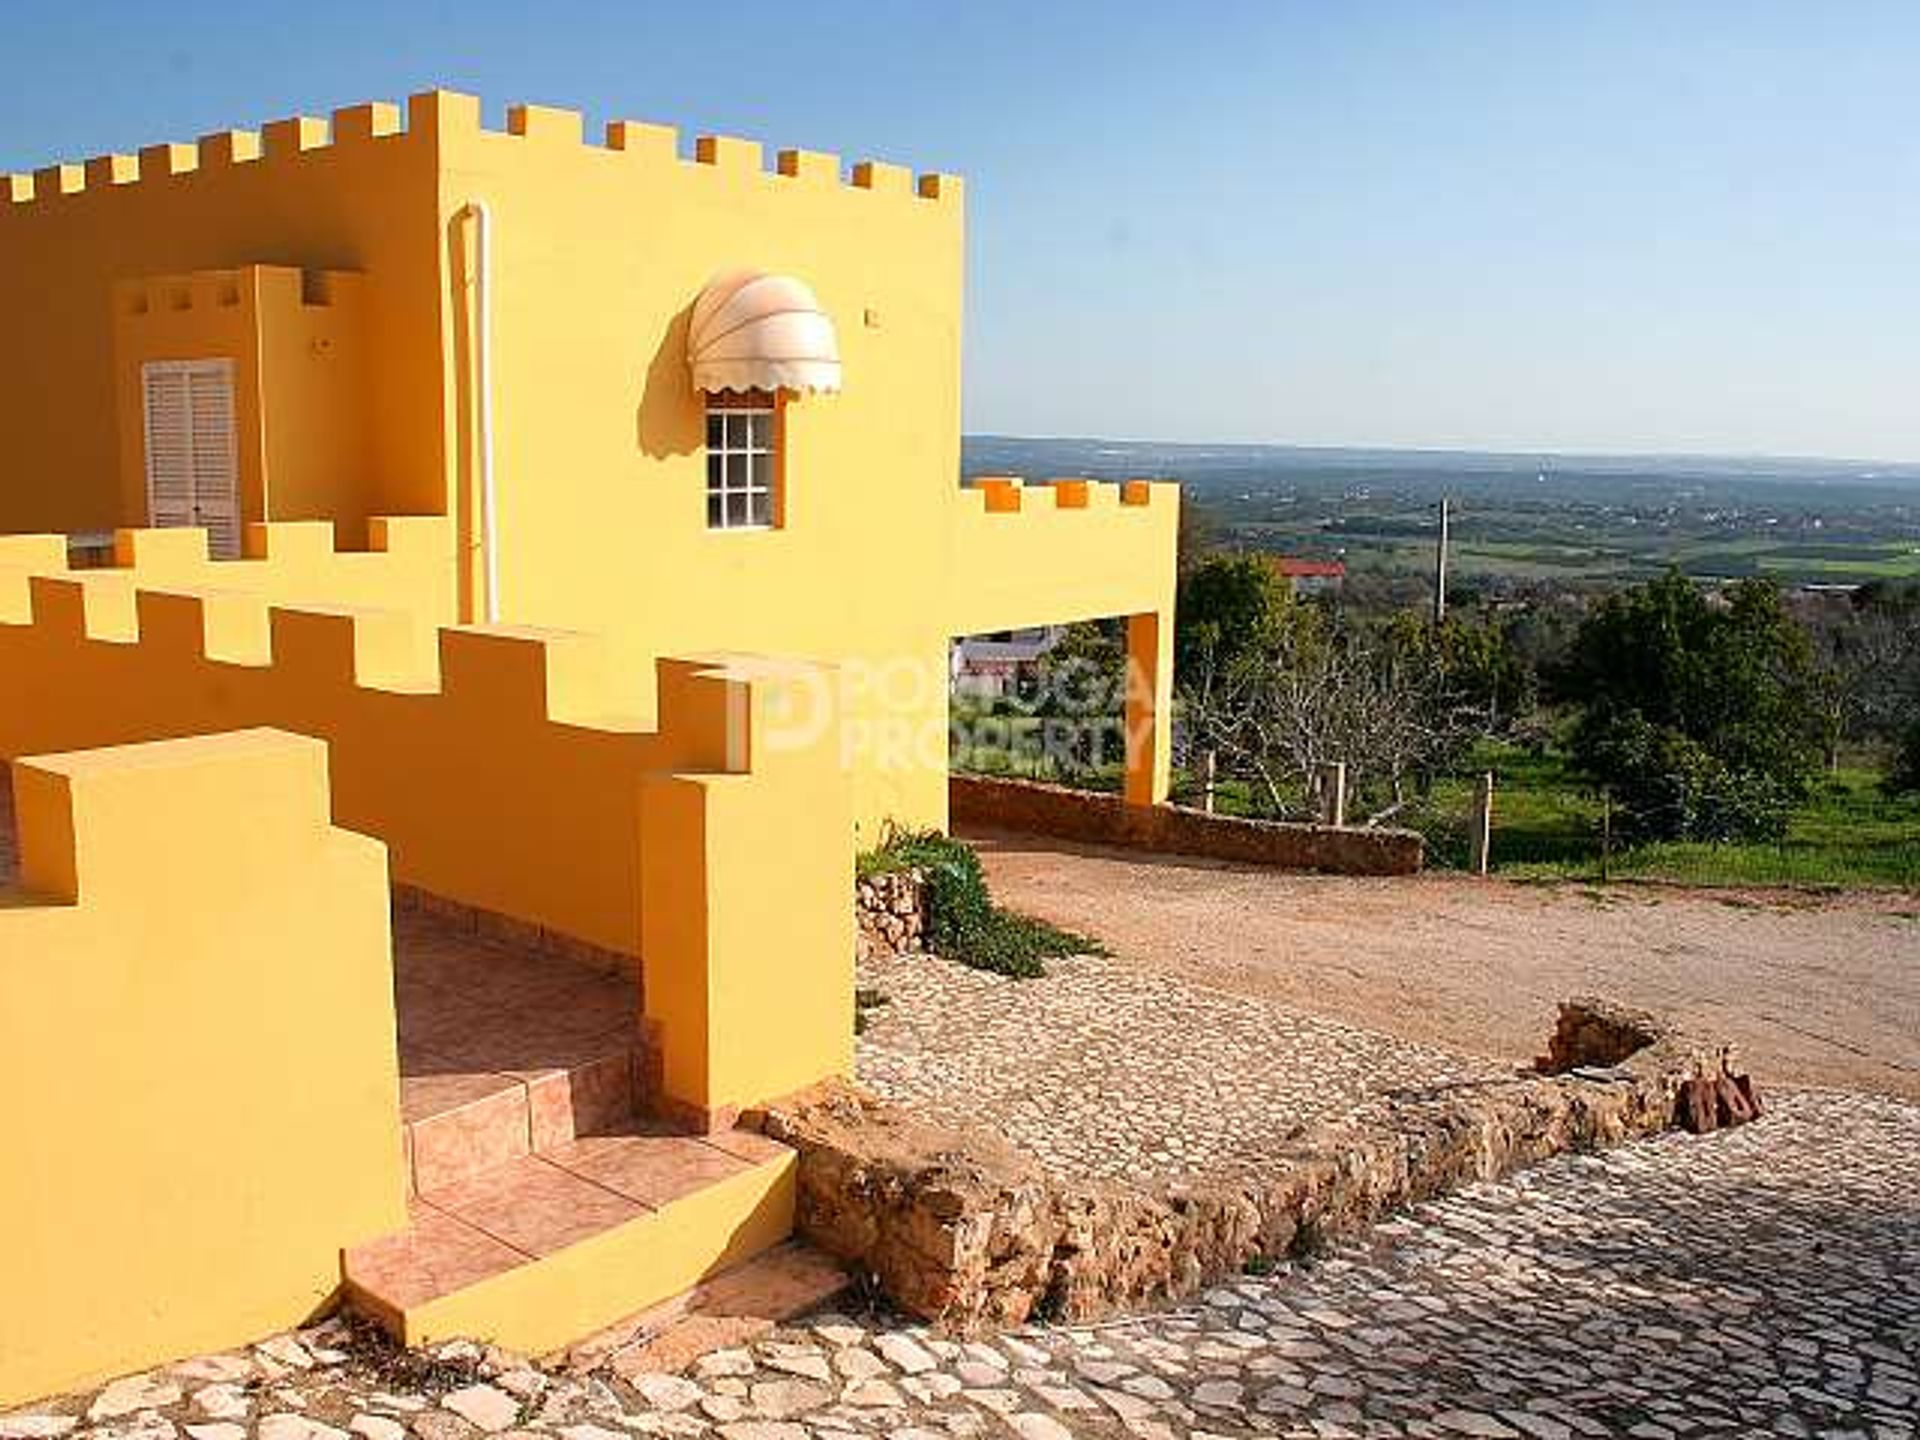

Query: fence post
(1600, 786), (1613, 884)
(1318, 761), (1348, 827)
(1202, 749), (1217, 815)
(1469, 770), (1494, 875)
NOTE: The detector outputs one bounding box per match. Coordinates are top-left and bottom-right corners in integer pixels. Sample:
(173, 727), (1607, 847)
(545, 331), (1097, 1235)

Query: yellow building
(0, 89), (1179, 831)
(0, 90), (1178, 1402)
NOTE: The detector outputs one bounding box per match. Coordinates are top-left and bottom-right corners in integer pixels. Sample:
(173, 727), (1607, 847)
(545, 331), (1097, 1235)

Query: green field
(1422, 747), (1920, 890)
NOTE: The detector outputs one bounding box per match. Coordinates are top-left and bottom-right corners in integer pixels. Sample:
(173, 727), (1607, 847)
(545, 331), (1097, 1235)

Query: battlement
(961, 475), (1175, 515)
(0, 518), (454, 633)
(117, 265), (360, 317)
(1, 89), (961, 218)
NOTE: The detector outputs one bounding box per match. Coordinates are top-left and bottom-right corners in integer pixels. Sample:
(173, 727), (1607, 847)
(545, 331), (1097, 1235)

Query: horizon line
(962, 432), (1920, 472)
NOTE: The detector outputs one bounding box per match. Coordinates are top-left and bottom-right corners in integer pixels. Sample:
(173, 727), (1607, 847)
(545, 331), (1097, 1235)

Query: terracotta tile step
(400, 1042), (641, 1195)
(344, 1123), (800, 1355)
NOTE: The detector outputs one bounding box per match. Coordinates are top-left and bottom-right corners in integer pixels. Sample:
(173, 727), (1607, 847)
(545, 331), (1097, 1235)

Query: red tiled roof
(1270, 557), (1346, 578)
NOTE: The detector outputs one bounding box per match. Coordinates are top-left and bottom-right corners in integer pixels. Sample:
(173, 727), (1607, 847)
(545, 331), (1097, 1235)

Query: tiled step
(392, 905), (645, 1193)
(344, 1123), (797, 1354)
(401, 1041), (637, 1194)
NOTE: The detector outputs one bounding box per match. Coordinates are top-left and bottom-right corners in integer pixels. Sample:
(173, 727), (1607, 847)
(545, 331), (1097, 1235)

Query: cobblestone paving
(855, 950), (1511, 1183)
(8, 1090), (1913, 1440)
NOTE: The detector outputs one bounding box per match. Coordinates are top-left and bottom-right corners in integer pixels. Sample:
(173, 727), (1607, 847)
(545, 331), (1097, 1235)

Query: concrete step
(561, 1241), (853, 1377)
(344, 1123), (796, 1354)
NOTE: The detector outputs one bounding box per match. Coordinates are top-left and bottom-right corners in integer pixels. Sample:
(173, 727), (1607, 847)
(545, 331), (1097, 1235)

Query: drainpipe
(460, 199), (500, 624)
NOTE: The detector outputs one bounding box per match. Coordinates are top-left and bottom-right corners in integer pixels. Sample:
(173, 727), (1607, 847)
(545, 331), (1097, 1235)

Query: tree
(1174, 554), (1289, 680)
(1561, 573), (1822, 842)
(1177, 601), (1496, 822)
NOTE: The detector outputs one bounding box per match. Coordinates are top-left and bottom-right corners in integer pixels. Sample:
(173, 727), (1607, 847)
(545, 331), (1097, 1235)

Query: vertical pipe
(461, 200), (500, 624)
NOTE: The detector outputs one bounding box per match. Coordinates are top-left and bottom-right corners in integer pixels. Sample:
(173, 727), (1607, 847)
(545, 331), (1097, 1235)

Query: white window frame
(704, 394), (778, 532)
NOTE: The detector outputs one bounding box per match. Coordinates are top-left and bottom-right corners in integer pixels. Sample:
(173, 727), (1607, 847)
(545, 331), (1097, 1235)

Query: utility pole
(1433, 495), (1451, 626)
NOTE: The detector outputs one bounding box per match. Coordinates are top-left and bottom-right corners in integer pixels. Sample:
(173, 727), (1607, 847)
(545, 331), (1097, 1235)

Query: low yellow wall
(0, 729), (406, 1408)
(0, 575), (854, 1121)
(0, 517), (458, 633)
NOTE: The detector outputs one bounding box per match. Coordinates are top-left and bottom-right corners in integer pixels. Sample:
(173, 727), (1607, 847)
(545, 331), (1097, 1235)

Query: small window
(705, 390), (778, 530)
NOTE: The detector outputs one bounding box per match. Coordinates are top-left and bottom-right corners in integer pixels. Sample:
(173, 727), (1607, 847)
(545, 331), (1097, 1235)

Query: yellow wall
(427, 96), (1180, 834)
(0, 573), (853, 1120)
(111, 266), (378, 531)
(0, 729), (406, 1407)
(2, 87), (1182, 835)
(0, 104), (448, 535)
(0, 516), (459, 646)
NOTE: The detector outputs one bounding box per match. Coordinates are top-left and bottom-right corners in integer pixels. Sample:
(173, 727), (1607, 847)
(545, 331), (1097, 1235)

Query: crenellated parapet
(0, 518), (456, 632)
(1, 90), (960, 221)
(1, 99), (416, 218)
(948, 474), (1180, 635)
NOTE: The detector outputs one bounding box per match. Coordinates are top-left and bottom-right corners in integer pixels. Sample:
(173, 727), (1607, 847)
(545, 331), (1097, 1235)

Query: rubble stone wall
(758, 997), (1756, 1331)
(856, 868), (927, 960)
(950, 774), (1423, 876)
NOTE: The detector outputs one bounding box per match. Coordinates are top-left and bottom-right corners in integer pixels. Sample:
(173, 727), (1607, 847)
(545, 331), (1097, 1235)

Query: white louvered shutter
(142, 360), (240, 558)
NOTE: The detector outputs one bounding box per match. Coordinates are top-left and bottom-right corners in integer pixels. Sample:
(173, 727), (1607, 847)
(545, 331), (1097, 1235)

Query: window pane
(706, 413), (723, 449)
(727, 491), (750, 527)
(727, 453), (747, 488)
(747, 412), (771, 450)
(706, 453), (723, 492)
(749, 489), (773, 527)
(750, 453), (771, 490)
(707, 493), (724, 528)
(725, 413), (747, 448)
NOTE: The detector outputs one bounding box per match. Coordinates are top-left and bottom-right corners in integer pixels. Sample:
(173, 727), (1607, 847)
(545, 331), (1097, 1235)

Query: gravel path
(966, 829), (1920, 1101)
(11, 1089), (1914, 1440)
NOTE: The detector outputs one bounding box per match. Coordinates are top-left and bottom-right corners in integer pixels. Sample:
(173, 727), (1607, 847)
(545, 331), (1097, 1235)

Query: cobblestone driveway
(11, 1090), (1914, 1440)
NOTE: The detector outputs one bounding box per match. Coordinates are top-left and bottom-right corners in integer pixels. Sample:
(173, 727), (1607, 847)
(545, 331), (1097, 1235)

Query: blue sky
(4, 1), (1915, 461)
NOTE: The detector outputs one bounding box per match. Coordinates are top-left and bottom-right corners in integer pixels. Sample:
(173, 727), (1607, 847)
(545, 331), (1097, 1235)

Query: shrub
(858, 829), (1099, 978)
(1887, 718), (1920, 796)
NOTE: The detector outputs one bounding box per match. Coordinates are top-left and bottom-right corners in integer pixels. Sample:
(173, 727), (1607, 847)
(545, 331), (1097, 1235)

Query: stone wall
(856, 868), (927, 961)
(950, 775), (1423, 877)
(756, 997), (1755, 1331)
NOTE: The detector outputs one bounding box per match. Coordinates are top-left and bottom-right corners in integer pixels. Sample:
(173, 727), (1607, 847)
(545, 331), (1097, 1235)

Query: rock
(630, 1376), (702, 1414)
(254, 1338), (315, 1372)
(408, 1413), (478, 1440)
(1007, 1417), (1075, 1440)
(172, 1357), (256, 1385)
(839, 1380), (904, 1408)
(90, 1376), (185, 1421)
(257, 1417), (346, 1440)
(441, 1386), (521, 1435)
(95, 1416), (176, 1440)
(872, 1335), (938, 1376)
(758, 1351), (830, 1384)
(189, 1386), (251, 1422)
(494, 1372), (545, 1402)
(350, 1418), (406, 1440)
(716, 1425), (809, 1440)
(831, 1349), (889, 1381)
(184, 1425), (246, 1440)
(744, 1380), (829, 1419)
(698, 1398), (745, 1424)
(693, 1352), (755, 1381)
(0, 1417), (77, 1439)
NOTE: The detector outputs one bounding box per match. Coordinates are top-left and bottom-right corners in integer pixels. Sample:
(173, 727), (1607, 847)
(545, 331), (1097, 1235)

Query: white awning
(687, 269), (842, 395)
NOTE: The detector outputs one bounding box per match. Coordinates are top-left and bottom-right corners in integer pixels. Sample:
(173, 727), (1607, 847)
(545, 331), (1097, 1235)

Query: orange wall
(0, 729), (405, 1407)
(0, 574), (853, 1117)
(0, 105), (447, 535)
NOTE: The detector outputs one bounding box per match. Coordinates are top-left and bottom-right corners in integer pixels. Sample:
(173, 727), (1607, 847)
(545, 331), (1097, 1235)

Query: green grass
(1450, 749), (1920, 890)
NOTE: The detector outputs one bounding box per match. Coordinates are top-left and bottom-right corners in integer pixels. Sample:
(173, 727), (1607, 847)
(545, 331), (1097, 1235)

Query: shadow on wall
(638, 304), (701, 459)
